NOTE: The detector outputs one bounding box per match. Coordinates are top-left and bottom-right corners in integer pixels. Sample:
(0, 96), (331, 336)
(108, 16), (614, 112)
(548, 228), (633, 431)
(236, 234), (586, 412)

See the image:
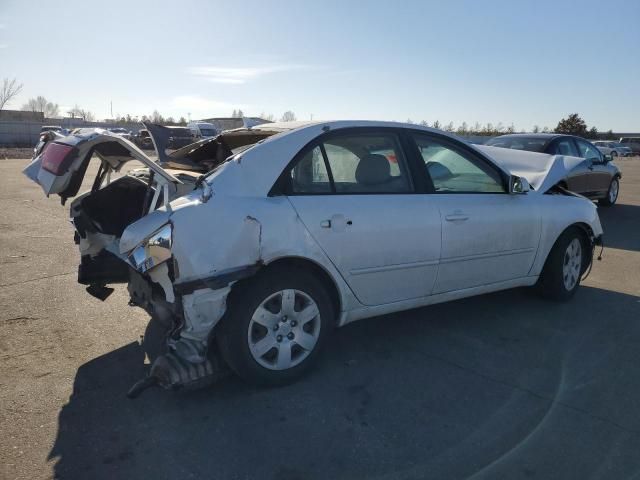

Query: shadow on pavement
(598, 203), (640, 252)
(49, 286), (640, 480)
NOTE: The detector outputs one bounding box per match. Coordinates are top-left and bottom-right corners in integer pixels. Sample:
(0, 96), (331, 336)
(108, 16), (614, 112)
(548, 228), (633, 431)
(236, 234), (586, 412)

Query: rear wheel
(599, 177), (619, 207)
(611, 150), (618, 157)
(537, 228), (587, 301)
(216, 267), (333, 386)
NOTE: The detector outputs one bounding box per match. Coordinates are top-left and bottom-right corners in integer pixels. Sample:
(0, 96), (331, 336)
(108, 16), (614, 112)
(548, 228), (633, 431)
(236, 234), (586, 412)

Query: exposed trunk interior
(74, 176), (152, 238)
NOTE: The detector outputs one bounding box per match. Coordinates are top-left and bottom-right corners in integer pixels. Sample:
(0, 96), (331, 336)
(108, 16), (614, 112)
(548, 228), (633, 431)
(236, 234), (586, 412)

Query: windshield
(486, 136), (547, 152)
(200, 128), (216, 136)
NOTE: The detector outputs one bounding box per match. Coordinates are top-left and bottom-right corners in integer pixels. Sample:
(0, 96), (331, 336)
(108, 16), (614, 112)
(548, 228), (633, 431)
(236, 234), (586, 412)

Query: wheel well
(260, 257), (342, 322)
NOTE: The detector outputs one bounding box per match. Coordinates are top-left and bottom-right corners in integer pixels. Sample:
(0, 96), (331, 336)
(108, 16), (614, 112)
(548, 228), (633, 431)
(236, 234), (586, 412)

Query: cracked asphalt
(1, 157), (639, 480)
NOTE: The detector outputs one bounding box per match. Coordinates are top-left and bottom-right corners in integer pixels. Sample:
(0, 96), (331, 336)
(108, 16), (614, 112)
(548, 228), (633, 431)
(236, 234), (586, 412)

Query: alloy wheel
(562, 238), (582, 291)
(247, 289), (321, 370)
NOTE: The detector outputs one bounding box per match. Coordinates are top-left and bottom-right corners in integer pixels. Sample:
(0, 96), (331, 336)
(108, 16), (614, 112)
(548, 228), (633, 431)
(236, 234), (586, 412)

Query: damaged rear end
(23, 128), (187, 299)
(23, 126), (277, 394)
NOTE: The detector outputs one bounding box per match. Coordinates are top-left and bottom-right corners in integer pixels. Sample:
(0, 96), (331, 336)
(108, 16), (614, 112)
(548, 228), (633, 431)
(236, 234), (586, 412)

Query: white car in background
(107, 127), (133, 141)
(593, 140), (632, 157)
(187, 121), (218, 139)
(23, 121), (603, 391)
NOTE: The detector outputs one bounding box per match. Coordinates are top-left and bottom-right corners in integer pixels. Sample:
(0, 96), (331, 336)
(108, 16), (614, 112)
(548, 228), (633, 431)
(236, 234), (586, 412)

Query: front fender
(529, 196), (602, 276)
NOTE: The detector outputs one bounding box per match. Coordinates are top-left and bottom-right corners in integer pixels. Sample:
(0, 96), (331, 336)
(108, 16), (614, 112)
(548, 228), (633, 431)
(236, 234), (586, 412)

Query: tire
(537, 228), (588, 301)
(216, 266), (334, 386)
(611, 151), (618, 157)
(599, 177), (619, 207)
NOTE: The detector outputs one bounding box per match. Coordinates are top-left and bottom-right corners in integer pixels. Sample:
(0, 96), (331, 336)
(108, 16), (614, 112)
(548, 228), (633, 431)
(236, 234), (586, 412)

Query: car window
(290, 132), (412, 194)
(291, 146), (332, 193)
(413, 134), (505, 193)
(551, 138), (579, 157)
(575, 139), (601, 160)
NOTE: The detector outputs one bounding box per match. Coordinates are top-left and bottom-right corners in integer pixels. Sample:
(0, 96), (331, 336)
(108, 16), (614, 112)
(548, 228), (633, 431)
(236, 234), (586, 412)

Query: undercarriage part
(78, 251), (130, 285)
(86, 284), (115, 301)
(167, 336), (208, 363)
(126, 349), (231, 399)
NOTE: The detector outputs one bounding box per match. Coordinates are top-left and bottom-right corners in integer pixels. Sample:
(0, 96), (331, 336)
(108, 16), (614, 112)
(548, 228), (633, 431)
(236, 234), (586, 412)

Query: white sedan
(24, 121), (603, 390)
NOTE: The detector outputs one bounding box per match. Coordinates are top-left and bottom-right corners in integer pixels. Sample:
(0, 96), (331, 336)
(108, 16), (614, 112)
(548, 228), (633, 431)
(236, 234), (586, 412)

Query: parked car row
(24, 121), (604, 392)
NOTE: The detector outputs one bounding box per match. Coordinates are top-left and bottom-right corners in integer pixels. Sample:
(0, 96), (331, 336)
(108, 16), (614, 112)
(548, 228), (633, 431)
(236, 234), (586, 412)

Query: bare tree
(0, 78), (24, 111)
(67, 104), (94, 121)
(260, 112), (275, 122)
(22, 96), (60, 118)
(280, 110), (297, 122)
(151, 110), (164, 124)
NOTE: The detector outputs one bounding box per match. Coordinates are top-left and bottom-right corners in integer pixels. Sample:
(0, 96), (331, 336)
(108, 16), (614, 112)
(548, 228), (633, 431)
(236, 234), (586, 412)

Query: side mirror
(509, 175), (530, 194)
(603, 154), (613, 163)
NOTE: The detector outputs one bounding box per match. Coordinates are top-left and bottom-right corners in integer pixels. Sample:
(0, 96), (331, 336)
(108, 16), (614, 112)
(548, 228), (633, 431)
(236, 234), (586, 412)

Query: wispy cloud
(0, 44), (8, 49)
(188, 65), (315, 84)
(171, 95), (246, 114)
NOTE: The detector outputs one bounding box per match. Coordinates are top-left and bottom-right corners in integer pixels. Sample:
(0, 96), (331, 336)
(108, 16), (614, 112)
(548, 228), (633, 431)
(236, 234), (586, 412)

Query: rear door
(409, 132), (541, 294)
(286, 128), (441, 306)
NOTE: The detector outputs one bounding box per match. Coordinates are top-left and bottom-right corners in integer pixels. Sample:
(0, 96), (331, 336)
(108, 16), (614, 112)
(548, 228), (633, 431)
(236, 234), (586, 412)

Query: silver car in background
(593, 141), (633, 157)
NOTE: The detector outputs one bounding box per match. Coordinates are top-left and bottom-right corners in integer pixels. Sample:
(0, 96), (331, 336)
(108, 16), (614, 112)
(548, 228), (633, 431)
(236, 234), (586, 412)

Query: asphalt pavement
(1, 157), (639, 480)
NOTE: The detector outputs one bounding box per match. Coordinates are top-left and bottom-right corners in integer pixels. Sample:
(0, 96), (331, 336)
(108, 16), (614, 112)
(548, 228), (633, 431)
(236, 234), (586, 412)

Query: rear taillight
(41, 143), (76, 175)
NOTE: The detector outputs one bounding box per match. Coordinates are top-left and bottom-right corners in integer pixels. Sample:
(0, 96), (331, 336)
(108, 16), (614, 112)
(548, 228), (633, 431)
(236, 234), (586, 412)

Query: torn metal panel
(181, 286), (231, 342)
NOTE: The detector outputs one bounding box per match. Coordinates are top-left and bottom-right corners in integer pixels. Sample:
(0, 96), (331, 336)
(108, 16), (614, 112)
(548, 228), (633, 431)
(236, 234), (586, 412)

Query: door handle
(445, 213), (469, 222)
(320, 220), (331, 228)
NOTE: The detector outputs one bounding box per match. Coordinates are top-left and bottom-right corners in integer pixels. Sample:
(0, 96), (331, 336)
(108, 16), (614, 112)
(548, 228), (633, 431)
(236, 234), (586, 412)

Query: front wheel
(599, 177), (619, 207)
(537, 228), (587, 301)
(216, 267), (333, 386)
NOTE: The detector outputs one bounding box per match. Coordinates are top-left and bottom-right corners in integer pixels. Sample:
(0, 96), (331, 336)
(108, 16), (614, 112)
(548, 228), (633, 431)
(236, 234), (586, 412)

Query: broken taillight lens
(41, 143), (76, 175)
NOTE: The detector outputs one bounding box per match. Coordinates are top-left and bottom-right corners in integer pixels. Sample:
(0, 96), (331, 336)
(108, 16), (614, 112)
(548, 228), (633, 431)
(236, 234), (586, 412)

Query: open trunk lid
(23, 128), (181, 202)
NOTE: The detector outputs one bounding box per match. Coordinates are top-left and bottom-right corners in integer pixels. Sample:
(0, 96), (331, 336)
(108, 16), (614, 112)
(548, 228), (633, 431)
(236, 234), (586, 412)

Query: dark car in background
(486, 134), (621, 206)
(166, 126), (194, 149)
(133, 129), (154, 149)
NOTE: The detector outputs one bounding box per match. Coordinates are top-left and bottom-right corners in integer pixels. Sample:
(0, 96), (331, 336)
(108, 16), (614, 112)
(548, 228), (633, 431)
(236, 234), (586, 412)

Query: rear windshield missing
(486, 136), (547, 152)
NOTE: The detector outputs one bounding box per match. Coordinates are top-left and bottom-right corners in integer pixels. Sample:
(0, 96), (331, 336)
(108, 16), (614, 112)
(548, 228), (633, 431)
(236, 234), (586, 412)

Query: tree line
(0, 78), (617, 138)
(407, 113), (609, 139)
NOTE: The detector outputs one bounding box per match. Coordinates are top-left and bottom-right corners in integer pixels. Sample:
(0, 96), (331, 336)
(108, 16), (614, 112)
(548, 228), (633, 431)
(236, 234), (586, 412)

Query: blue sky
(1, 0), (639, 130)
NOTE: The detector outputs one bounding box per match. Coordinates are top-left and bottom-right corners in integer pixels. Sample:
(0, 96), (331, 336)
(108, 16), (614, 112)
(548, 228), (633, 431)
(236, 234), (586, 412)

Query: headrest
(355, 154), (391, 185)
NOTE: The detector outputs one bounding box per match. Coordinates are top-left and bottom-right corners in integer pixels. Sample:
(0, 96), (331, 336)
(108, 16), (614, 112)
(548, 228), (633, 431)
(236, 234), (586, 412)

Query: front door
(409, 133), (541, 293)
(575, 138), (611, 195)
